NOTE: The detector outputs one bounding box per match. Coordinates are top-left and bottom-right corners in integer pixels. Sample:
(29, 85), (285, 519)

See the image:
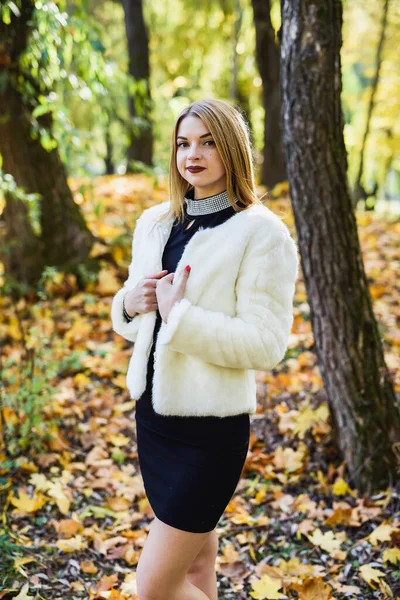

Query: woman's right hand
(124, 270), (169, 316)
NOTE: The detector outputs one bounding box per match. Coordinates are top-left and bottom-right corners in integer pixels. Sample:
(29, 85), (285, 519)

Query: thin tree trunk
(104, 111), (115, 175)
(230, 0), (243, 101)
(237, 82), (254, 147)
(280, 0), (400, 493)
(352, 0), (390, 210)
(252, 0), (286, 189)
(122, 0), (153, 169)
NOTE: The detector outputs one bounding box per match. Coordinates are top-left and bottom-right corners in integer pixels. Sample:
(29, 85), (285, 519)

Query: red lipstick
(187, 167), (205, 173)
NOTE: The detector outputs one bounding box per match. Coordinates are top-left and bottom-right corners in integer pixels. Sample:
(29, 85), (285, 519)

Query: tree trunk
(252, 0), (286, 189)
(0, 1), (95, 288)
(280, 0), (400, 493)
(1, 193), (45, 292)
(122, 0), (153, 169)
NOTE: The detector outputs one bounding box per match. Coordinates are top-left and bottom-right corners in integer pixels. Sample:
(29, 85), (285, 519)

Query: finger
(164, 273), (175, 283)
(146, 279), (161, 287)
(147, 270), (169, 279)
(175, 266), (190, 289)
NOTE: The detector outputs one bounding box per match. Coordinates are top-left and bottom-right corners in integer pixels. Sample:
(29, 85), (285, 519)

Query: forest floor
(1, 175), (400, 600)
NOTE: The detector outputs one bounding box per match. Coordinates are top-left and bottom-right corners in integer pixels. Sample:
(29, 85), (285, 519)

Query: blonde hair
(156, 98), (266, 224)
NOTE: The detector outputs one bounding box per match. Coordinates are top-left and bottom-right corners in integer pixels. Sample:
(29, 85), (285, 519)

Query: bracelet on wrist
(122, 294), (135, 322)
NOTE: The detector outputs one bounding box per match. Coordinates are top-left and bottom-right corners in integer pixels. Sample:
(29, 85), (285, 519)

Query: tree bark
(0, 1), (95, 288)
(252, 0), (286, 189)
(280, 0), (400, 493)
(121, 0), (153, 169)
(1, 193), (45, 291)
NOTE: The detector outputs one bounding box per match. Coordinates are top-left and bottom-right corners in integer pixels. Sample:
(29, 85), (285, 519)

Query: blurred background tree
(32, 0), (398, 210)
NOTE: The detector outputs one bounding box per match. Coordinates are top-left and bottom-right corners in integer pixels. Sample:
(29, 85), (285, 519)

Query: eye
(176, 140), (215, 148)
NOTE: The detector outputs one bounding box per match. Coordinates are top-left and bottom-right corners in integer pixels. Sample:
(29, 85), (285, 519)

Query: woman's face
(176, 115), (227, 198)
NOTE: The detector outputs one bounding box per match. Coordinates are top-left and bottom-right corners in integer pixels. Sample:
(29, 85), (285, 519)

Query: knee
(136, 563), (181, 600)
(136, 574), (161, 600)
(187, 530), (219, 575)
(136, 567), (161, 600)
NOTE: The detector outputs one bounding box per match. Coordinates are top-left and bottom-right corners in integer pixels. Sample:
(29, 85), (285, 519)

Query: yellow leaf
(250, 575), (284, 599)
(47, 481), (71, 515)
(368, 523), (396, 546)
(10, 490), (47, 514)
(89, 241), (109, 258)
(57, 534), (88, 552)
(332, 478), (352, 496)
(359, 564), (386, 589)
(107, 433), (131, 447)
(293, 403), (329, 439)
(120, 573), (138, 595)
(97, 268), (121, 296)
(307, 529), (342, 554)
(13, 556), (37, 578)
(74, 372), (91, 389)
(81, 560), (98, 574)
(273, 445), (305, 473)
(111, 373), (128, 389)
(18, 460), (38, 473)
(274, 556), (317, 580)
(230, 512), (254, 525)
(107, 496), (131, 511)
(2, 406), (19, 426)
(290, 576), (333, 599)
(65, 320), (92, 344)
(219, 542), (241, 564)
(7, 316), (22, 341)
(56, 519), (83, 538)
(383, 547), (400, 564)
(29, 473), (50, 491)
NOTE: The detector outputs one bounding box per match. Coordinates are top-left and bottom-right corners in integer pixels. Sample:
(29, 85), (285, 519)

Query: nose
(187, 143), (201, 161)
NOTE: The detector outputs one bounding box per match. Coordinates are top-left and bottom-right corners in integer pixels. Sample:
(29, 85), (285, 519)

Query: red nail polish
(185, 265), (191, 272)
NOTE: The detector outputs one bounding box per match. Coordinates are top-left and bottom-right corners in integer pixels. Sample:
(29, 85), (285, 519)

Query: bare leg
(136, 515), (214, 600)
(186, 529), (218, 600)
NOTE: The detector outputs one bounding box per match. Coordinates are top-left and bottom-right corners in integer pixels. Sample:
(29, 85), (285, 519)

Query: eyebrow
(176, 132), (212, 140)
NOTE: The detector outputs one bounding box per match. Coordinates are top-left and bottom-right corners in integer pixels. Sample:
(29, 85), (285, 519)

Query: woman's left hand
(156, 265), (191, 323)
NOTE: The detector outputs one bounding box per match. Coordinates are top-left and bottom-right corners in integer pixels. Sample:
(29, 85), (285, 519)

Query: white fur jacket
(111, 200), (299, 417)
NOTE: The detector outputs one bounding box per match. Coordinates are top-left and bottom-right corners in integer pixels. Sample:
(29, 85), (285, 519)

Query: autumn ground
(1, 175), (400, 600)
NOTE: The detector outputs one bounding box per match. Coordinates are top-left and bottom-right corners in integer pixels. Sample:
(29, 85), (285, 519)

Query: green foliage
(6, 0), (133, 175)
(0, 329), (64, 468)
(0, 528), (25, 588)
(342, 0), (400, 193)
(0, 1), (22, 24)
(4, 0), (399, 194)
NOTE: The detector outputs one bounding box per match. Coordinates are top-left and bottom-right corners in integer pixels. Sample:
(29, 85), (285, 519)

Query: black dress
(135, 193), (250, 533)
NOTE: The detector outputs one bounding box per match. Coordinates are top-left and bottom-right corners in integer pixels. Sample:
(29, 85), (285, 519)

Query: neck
(194, 184), (227, 200)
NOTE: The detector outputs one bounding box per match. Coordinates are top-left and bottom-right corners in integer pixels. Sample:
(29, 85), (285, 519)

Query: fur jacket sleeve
(110, 211), (148, 343)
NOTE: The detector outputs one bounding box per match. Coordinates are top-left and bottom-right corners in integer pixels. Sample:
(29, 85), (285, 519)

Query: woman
(111, 98), (299, 600)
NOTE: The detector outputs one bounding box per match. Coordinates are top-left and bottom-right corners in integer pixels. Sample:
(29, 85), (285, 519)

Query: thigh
(136, 516), (213, 591)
